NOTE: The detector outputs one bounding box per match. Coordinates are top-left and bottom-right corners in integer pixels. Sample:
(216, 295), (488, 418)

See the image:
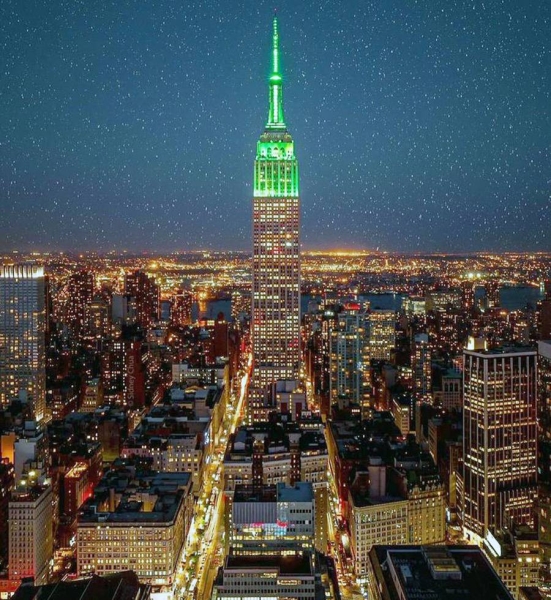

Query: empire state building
(251, 15), (300, 395)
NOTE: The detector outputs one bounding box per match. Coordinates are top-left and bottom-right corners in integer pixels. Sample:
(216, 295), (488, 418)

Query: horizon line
(2, 248), (551, 257)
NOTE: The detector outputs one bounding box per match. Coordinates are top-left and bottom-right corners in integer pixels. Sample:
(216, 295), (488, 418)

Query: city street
(172, 354), (251, 600)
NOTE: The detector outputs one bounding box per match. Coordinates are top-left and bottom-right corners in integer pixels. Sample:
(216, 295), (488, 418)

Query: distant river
(498, 286), (543, 310)
(194, 287), (542, 322)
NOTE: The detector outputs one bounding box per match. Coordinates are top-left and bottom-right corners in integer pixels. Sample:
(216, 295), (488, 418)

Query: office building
(537, 341), (551, 582)
(88, 295), (111, 341)
(77, 468), (193, 587)
(348, 463), (446, 579)
(13, 424), (48, 482)
(366, 545), (514, 600)
(81, 377), (104, 412)
(412, 333), (431, 402)
(329, 306), (370, 410)
(170, 289), (193, 327)
(214, 554), (317, 600)
(538, 341), (551, 484)
(58, 270), (94, 340)
(223, 423), (328, 552)
(437, 369), (462, 411)
(484, 526), (540, 600)
(0, 265), (46, 421)
(485, 281), (501, 308)
(0, 463), (14, 565)
(368, 310), (395, 362)
(537, 283), (551, 340)
(461, 347), (538, 543)
(425, 290), (462, 312)
(251, 15), (300, 396)
(8, 470), (53, 586)
(10, 571), (151, 600)
(230, 482), (315, 555)
(124, 271), (159, 330)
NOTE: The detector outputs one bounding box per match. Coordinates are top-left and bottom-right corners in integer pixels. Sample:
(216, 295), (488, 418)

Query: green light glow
(266, 15), (285, 130)
(254, 15), (299, 198)
(254, 136), (299, 197)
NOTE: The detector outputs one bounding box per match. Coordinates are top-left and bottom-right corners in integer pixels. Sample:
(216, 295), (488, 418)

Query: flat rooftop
(370, 545), (513, 600)
(79, 471), (191, 524)
(277, 482), (314, 503)
(465, 345), (536, 357)
(234, 484), (277, 503)
(11, 571), (144, 600)
(225, 554), (313, 575)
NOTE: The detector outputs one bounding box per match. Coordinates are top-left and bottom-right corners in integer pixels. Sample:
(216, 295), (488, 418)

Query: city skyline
(1, 0), (549, 253)
(1, 7), (551, 599)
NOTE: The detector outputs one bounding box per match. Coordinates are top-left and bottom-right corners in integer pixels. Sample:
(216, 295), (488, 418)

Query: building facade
(462, 347), (538, 542)
(367, 310), (396, 362)
(412, 333), (431, 402)
(230, 482), (315, 555)
(214, 554), (316, 600)
(251, 16), (300, 397)
(484, 527), (540, 600)
(77, 471), (193, 587)
(8, 480), (53, 585)
(329, 307), (370, 410)
(0, 265), (46, 421)
(123, 271), (159, 330)
(349, 478), (446, 578)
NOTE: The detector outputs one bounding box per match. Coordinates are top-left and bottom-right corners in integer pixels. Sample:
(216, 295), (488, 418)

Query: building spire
(266, 13), (286, 130)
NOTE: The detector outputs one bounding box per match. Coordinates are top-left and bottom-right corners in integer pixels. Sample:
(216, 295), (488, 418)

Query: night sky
(1, 0), (549, 253)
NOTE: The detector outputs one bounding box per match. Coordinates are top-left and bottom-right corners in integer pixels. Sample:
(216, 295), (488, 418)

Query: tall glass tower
(461, 347), (537, 543)
(0, 265), (46, 422)
(251, 15), (300, 395)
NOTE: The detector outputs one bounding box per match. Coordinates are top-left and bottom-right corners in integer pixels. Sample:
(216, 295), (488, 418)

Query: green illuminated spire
(266, 13), (286, 130)
(254, 13), (299, 198)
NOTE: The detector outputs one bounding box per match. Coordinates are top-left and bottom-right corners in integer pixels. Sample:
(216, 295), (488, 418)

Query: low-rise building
(77, 464), (193, 587)
(223, 422), (328, 552)
(484, 527), (540, 600)
(11, 571), (151, 600)
(366, 545), (514, 600)
(348, 462), (446, 578)
(231, 483), (315, 555)
(213, 554), (318, 600)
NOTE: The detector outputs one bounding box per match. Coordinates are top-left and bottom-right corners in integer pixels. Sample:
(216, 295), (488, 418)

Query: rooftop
(11, 571), (147, 600)
(277, 482), (314, 503)
(464, 345), (536, 357)
(225, 553), (313, 575)
(370, 545), (513, 600)
(79, 469), (191, 524)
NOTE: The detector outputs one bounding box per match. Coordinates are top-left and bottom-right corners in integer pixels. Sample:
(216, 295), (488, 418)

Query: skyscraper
(251, 15), (300, 395)
(124, 270), (159, 330)
(412, 332), (432, 402)
(367, 309), (396, 362)
(329, 305), (370, 410)
(0, 265), (46, 422)
(56, 270), (94, 341)
(461, 347), (538, 543)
